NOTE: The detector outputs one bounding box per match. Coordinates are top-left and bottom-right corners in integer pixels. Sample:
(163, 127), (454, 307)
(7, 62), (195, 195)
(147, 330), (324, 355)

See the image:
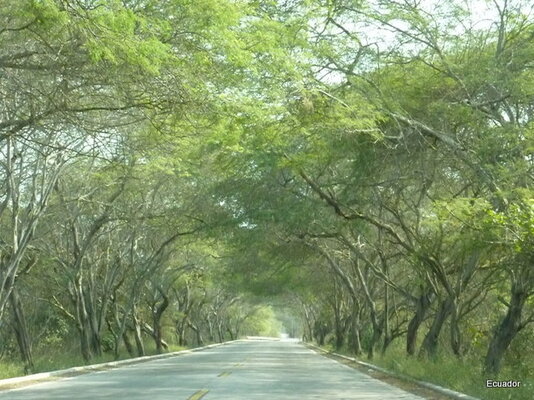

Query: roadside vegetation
(1, 2), (532, 399)
(0, 342), (186, 380)
(319, 340), (533, 400)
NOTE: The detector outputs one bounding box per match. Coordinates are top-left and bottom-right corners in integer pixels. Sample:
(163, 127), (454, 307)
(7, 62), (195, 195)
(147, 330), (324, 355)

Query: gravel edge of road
(0, 340), (242, 392)
(304, 342), (481, 400)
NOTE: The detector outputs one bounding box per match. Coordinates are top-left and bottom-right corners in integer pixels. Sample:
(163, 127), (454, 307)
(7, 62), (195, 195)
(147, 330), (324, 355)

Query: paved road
(0, 340), (425, 399)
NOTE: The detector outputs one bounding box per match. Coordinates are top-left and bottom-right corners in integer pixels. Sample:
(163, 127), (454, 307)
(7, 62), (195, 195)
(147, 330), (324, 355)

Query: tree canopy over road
(1, 1), (533, 398)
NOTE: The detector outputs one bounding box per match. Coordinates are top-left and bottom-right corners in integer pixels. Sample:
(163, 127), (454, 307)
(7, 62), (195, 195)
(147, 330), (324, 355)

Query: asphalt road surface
(0, 339), (425, 399)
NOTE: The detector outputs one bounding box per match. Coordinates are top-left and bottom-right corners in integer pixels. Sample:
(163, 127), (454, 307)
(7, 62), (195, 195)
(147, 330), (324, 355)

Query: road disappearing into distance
(0, 339), (424, 399)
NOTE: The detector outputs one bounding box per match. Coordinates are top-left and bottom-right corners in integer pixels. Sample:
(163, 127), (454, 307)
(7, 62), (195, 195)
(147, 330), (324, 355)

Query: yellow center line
(187, 389), (209, 400)
(218, 371), (232, 377)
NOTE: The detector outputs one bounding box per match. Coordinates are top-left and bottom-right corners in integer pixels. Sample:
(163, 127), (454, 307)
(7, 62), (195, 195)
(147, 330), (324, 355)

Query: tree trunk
(112, 305), (134, 359)
(314, 320), (328, 346)
(333, 299), (344, 350)
(382, 333), (395, 354)
(89, 330), (102, 358)
(217, 321), (224, 342)
(73, 275), (94, 362)
(122, 332), (134, 357)
(79, 324), (93, 362)
(348, 307), (362, 355)
(188, 320), (204, 346)
(152, 288), (170, 354)
(227, 327), (235, 340)
(335, 331), (344, 349)
(334, 324), (344, 350)
(132, 306), (145, 357)
(206, 317), (214, 342)
(450, 301), (462, 356)
(9, 287), (34, 373)
(86, 286), (102, 358)
(381, 282), (390, 355)
(419, 297), (453, 358)
(76, 298), (93, 363)
(367, 319), (383, 360)
(406, 291), (433, 355)
(484, 283), (528, 374)
(177, 318), (188, 346)
(302, 304), (314, 342)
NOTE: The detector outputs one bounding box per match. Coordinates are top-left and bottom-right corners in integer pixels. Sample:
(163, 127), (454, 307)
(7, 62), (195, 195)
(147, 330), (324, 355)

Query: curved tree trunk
(217, 321), (224, 342)
(152, 287), (170, 354)
(419, 297), (453, 358)
(406, 290), (433, 356)
(484, 283), (528, 374)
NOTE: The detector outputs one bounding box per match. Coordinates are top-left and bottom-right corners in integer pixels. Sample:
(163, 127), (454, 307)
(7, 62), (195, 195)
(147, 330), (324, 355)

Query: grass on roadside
(319, 342), (533, 400)
(0, 341), (188, 381)
(0, 360), (25, 380)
